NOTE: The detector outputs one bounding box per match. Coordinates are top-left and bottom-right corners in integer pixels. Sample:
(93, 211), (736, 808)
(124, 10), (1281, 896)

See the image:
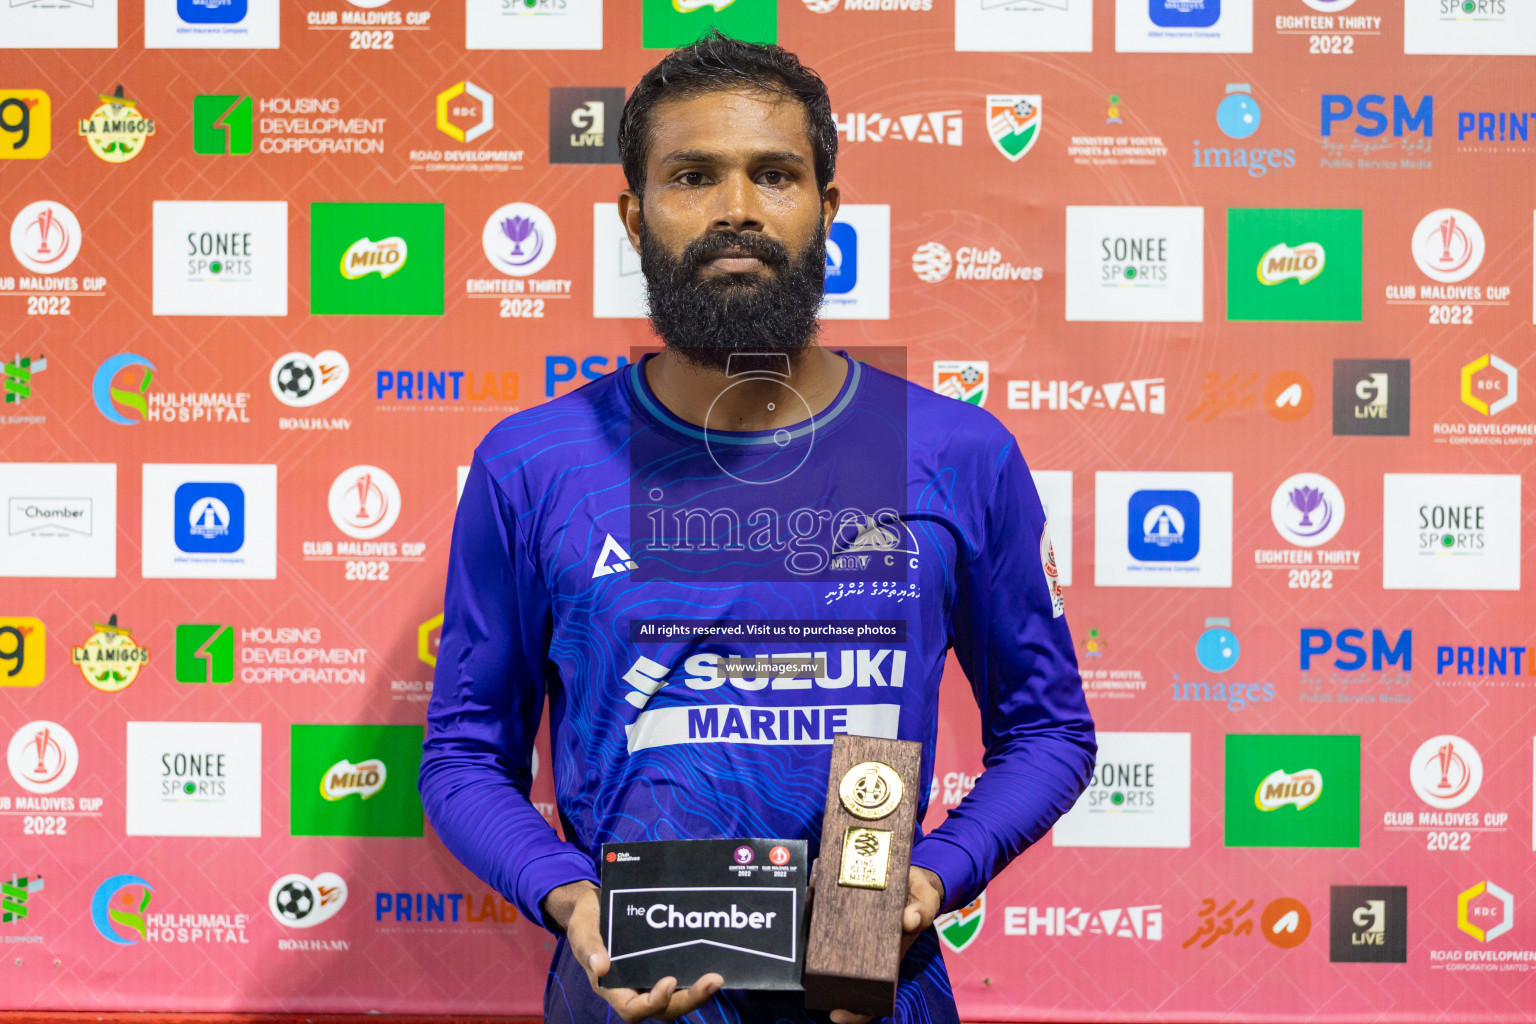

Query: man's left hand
(828, 866), (945, 1024)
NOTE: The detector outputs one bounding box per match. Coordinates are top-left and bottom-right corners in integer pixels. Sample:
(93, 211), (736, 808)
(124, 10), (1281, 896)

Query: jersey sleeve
(418, 454), (598, 931)
(909, 435), (1097, 914)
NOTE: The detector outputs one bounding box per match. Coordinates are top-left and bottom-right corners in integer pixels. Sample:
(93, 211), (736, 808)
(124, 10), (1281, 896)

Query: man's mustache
(677, 231), (793, 278)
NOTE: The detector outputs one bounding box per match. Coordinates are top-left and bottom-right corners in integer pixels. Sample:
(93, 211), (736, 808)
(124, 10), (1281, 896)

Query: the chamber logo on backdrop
(1095, 471), (1232, 587)
(932, 361), (989, 406)
(466, 0), (605, 50)
(290, 725), (424, 837)
(1319, 92), (1434, 170)
(641, 0), (778, 48)
(834, 108), (963, 146)
(0, 2), (117, 49)
(78, 85), (155, 163)
(956, 0), (1094, 52)
(125, 721), (262, 838)
(310, 202), (444, 316)
(985, 95), (1040, 160)
(0, 617), (45, 688)
(1332, 358), (1410, 436)
(0, 462), (117, 579)
(1226, 207), (1362, 321)
(151, 200), (288, 316)
(1064, 205), (1204, 322)
(146, 0), (280, 48)
(549, 87), (624, 163)
(1330, 886), (1407, 962)
(1051, 732), (1191, 848)
(1225, 734), (1361, 848)
(142, 463), (277, 579)
(1117, 0), (1254, 52)
(1382, 473), (1521, 591)
(175, 624), (234, 683)
(0, 90), (50, 160)
(71, 615), (150, 693)
(1195, 84), (1295, 176)
(820, 204), (890, 319)
(1405, 0), (1535, 54)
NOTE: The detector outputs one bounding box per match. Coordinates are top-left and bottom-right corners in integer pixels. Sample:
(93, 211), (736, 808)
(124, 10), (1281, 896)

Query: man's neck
(643, 344), (850, 432)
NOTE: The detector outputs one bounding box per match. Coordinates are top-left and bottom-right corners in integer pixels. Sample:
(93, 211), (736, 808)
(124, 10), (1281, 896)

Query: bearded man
(420, 31), (1095, 1024)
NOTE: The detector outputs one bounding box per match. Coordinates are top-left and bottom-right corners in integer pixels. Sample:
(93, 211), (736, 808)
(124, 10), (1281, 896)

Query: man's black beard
(638, 221), (827, 373)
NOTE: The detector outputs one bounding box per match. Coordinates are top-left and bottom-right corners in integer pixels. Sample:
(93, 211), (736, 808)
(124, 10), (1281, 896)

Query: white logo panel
(1052, 732), (1191, 847)
(0, 0), (118, 48)
(1065, 206), (1204, 322)
(153, 201), (289, 316)
(144, 0), (280, 48)
(141, 463), (278, 580)
(1094, 470), (1233, 588)
(1115, 0), (1252, 51)
(956, 0), (1093, 52)
(0, 463), (117, 579)
(1404, 0), (1536, 53)
(1382, 474), (1520, 591)
(1031, 470), (1073, 586)
(125, 721), (262, 837)
(593, 203), (648, 319)
(465, 0), (603, 49)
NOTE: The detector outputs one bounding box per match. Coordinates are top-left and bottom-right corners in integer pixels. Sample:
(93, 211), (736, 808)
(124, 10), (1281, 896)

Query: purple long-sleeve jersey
(420, 351), (1096, 1022)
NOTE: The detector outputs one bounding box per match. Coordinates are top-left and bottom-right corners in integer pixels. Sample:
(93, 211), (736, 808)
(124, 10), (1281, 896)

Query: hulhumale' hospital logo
(92, 354), (155, 425)
(92, 874), (153, 944)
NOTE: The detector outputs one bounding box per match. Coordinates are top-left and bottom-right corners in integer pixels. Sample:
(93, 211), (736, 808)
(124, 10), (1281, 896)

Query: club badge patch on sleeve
(1041, 524), (1065, 618)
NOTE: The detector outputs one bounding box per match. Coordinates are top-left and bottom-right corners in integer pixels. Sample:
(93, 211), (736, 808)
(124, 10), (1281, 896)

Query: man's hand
(542, 880), (724, 1023)
(828, 866), (946, 1024)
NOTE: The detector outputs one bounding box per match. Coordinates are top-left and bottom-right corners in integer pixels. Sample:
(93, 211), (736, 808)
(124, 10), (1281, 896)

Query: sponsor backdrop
(0, 0), (1533, 1020)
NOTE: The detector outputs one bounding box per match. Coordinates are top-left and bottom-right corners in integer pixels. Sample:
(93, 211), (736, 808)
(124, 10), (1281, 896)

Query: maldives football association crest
(933, 361), (989, 407)
(936, 893), (986, 953)
(986, 95), (1041, 162)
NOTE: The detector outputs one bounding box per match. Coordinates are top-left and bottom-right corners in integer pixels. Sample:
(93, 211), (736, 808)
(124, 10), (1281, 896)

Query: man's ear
(820, 181), (841, 237)
(618, 189), (643, 254)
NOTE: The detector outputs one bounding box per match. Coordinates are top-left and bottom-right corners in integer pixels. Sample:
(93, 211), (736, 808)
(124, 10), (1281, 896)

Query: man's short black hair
(618, 30), (838, 198)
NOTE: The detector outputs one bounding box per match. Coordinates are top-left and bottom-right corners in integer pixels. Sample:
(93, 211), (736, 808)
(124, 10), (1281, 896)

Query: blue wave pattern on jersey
(422, 352), (1095, 1021)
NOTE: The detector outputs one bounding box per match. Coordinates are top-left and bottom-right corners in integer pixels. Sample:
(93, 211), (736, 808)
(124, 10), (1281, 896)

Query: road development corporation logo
(1409, 735), (1482, 809)
(1460, 354), (1517, 417)
(1052, 732), (1191, 848)
(269, 872), (348, 929)
(1329, 886), (1407, 962)
(1457, 880), (1513, 943)
(932, 361), (988, 406)
(71, 615), (150, 692)
(986, 95), (1041, 161)
(482, 203), (556, 278)
(1225, 734), (1360, 847)
(436, 80), (493, 143)
(78, 85), (155, 163)
(271, 351), (348, 408)
(10, 201), (80, 274)
(7, 721), (78, 794)
(936, 895), (985, 953)
(327, 465), (400, 540)
(1412, 209), (1483, 283)
(92, 875), (153, 944)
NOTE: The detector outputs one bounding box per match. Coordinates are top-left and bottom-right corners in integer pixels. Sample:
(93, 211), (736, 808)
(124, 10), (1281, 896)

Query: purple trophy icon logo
(1286, 484), (1331, 538)
(498, 215), (542, 269)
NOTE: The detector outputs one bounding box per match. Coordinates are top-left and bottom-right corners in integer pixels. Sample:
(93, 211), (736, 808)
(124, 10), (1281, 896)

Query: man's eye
(678, 171), (707, 185)
(759, 170), (786, 184)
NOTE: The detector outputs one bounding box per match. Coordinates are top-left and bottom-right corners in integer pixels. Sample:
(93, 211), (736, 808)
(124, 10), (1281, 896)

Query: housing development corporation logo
(1225, 734), (1360, 847)
(192, 94), (253, 154)
(175, 624), (233, 683)
(92, 874), (153, 945)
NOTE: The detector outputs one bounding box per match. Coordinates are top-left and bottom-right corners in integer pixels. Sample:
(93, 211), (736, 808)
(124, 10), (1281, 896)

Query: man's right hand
(542, 880), (725, 1023)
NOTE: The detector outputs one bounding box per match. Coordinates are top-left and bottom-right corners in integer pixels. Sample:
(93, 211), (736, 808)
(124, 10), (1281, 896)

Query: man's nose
(710, 169), (765, 233)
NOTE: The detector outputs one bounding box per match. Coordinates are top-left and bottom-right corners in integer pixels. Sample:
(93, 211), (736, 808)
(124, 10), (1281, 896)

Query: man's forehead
(647, 88), (813, 162)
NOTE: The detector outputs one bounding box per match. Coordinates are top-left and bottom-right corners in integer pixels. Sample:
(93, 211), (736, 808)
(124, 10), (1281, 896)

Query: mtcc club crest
(986, 95), (1041, 162)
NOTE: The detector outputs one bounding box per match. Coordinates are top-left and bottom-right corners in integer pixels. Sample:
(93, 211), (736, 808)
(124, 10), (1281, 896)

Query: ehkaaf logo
(835, 108), (962, 147)
(1329, 886), (1406, 962)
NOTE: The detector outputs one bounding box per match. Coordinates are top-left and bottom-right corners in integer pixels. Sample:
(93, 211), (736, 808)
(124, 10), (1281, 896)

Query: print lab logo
(10, 201), (81, 274)
(1329, 886), (1407, 962)
(327, 465), (400, 540)
(269, 872), (348, 929)
(271, 351), (349, 408)
(91, 874), (153, 945)
(6, 721), (78, 794)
